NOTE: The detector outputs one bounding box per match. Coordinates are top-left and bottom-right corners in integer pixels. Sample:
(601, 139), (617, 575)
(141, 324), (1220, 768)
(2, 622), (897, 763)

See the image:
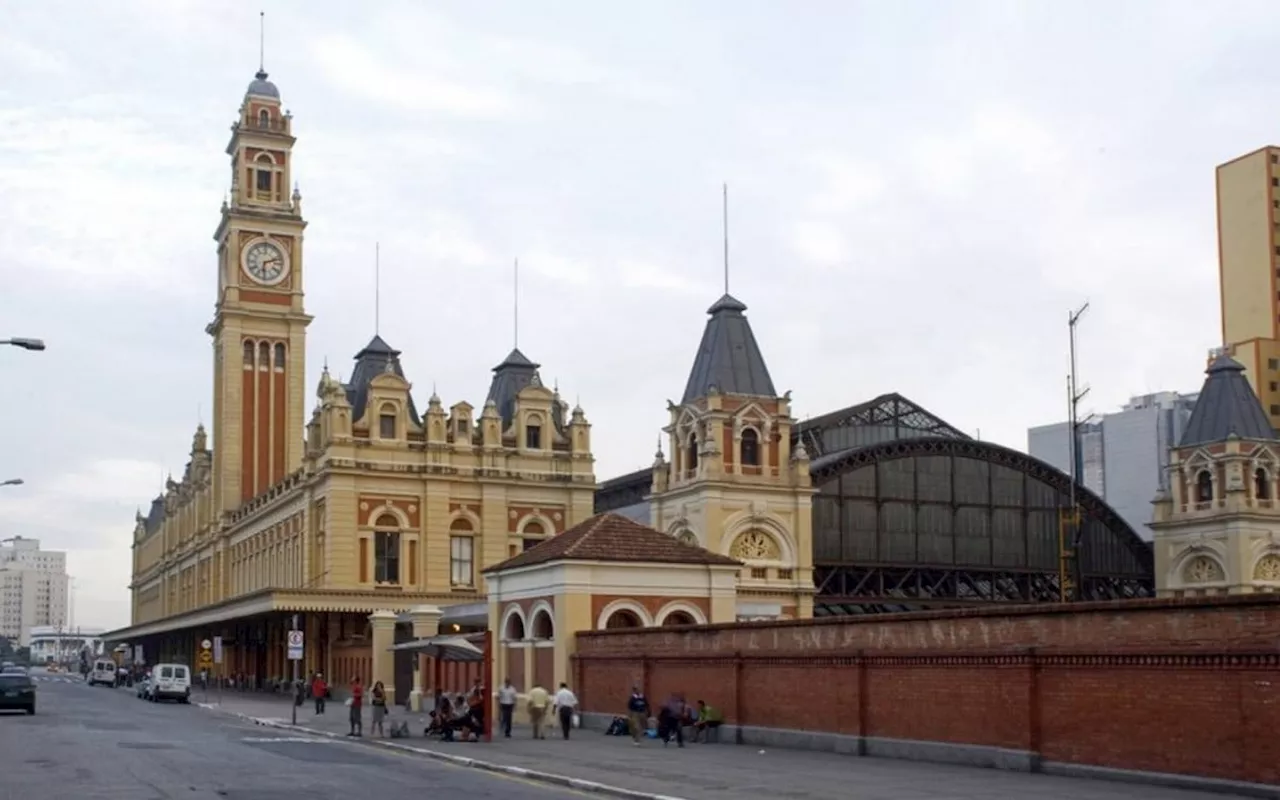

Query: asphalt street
(0, 667), (587, 800)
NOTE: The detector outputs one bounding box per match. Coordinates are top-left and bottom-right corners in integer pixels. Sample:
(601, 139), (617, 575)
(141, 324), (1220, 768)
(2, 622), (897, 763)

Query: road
(0, 667), (584, 800)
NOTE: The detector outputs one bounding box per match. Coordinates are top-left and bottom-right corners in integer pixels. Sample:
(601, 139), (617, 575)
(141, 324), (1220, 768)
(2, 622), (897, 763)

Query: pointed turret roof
(344, 335), (420, 424)
(1179, 354), (1278, 447)
(485, 348), (541, 426)
(681, 293), (776, 404)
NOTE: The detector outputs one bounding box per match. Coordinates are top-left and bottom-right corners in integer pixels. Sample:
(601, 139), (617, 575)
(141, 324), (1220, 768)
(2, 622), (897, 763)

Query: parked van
(149, 663), (191, 703)
(88, 659), (117, 687)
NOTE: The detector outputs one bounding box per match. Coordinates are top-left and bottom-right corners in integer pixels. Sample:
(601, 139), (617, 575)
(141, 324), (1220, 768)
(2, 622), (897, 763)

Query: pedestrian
(553, 682), (578, 740)
(311, 672), (327, 714)
(626, 685), (649, 746)
(347, 676), (363, 737)
(370, 680), (387, 737)
(526, 682), (549, 740)
(659, 693), (686, 748)
(497, 678), (518, 738)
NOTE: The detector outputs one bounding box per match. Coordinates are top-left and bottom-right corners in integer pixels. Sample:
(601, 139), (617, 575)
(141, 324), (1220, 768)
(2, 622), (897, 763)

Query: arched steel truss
(808, 437), (1154, 616)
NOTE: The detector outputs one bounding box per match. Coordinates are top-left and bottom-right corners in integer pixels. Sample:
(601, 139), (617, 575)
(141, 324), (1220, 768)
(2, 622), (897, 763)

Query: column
(368, 609), (397, 701)
(406, 605), (442, 711)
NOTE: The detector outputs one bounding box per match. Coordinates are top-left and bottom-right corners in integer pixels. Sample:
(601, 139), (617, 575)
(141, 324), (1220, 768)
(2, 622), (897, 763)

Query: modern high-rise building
(0, 537), (70, 646)
(1027, 391), (1197, 540)
(1217, 146), (1280, 429)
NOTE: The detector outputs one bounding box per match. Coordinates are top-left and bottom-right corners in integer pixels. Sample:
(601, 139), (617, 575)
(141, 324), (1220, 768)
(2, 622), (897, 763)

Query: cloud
(0, 33), (70, 75)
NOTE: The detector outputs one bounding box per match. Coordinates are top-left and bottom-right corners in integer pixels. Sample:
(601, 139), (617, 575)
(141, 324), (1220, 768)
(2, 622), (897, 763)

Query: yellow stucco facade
(108, 71), (595, 700)
(1217, 146), (1280, 428)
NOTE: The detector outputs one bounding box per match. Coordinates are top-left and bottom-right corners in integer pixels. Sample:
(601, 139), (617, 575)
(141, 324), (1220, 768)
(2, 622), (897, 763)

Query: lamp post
(1, 479), (23, 487)
(1, 338), (46, 351)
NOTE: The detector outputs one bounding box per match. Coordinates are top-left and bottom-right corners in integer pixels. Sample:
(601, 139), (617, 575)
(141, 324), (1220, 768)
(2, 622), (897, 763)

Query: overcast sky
(2, 0), (1276, 630)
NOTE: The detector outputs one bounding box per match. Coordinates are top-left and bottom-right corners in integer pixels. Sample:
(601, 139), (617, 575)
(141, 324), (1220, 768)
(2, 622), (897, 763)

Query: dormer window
(1195, 470), (1213, 503)
(1257, 468), (1271, 500)
(741, 428), (760, 466)
(525, 420), (542, 450)
(379, 404), (397, 439)
(456, 418), (469, 438)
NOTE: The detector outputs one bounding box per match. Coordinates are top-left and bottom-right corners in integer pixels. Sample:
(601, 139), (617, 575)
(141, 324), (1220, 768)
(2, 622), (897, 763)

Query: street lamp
(0, 478), (23, 487)
(1, 338), (46, 351)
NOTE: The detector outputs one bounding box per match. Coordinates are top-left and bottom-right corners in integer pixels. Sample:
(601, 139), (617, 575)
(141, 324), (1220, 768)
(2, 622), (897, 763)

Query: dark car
(0, 672), (35, 715)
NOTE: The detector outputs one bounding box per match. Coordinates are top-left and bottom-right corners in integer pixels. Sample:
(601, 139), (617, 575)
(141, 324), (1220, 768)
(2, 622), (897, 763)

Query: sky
(2, 0), (1278, 630)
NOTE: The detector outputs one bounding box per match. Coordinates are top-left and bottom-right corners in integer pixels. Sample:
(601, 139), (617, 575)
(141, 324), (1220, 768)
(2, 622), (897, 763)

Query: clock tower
(207, 68), (312, 514)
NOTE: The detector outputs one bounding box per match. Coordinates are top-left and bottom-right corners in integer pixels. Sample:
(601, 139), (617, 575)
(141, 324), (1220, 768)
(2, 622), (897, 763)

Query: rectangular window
(374, 531), (400, 584)
(749, 567), (768, 580)
(1271, 382), (1278, 392)
(525, 424), (542, 450)
(256, 169), (272, 192)
(359, 537), (369, 583)
(1270, 359), (1280, 370)
(522, 537), (542, 553)
(450, 536), (474, 587)
(1272, 405), (1280, 416)
(408, 539), (418, 585)
(379, 414), (396, 439)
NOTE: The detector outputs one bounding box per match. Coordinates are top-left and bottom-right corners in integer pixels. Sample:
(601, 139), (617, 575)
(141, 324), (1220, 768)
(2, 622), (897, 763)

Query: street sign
(200, 639), (212, 650)
(197, 649), (213, 668)
(287, 630), (304, 661)
(212, 636), (223, 665)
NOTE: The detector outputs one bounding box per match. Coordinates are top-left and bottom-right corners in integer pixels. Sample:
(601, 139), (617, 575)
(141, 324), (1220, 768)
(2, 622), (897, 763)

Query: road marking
(241, 736), (341, 743)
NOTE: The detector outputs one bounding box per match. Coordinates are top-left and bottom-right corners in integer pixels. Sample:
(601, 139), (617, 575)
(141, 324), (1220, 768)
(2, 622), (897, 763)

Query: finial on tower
(513, 257), (520, 349)
(257, 10), (267, 78)
(722, 182), (730, 295)
(374, 242), (381, 336)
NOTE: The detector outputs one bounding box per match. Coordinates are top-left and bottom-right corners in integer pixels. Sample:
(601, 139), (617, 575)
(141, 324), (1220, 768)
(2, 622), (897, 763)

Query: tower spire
(513, 257), (520, 349)
(722, 182), (729, 295)
(258, 10), (266, 76)
(374, 242), (381, 336)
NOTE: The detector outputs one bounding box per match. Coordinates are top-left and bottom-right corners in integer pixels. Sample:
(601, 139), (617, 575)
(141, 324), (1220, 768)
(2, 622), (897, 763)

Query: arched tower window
(1195, 470), (1213, 503)
(257, 108), (270, 127)
(243, 339), (255, 368)
(379, 403), (397, 440)
(273, 342), (286, 370)
(686, 433), (699, 474)
(741, 428), (760, 467)
(1257, 468), (1271, 500)
(525, 414), (543, 450)
(258, 341), (270, 370)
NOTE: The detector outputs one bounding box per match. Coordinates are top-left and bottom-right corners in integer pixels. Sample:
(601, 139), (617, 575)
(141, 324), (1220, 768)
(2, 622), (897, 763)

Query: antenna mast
(374, 242), (381, 335)
(258, 11), (266, 73)
(1059, 301), (1091, 602)
(514, 258), (520, 349)
(722, 183), (729, 294)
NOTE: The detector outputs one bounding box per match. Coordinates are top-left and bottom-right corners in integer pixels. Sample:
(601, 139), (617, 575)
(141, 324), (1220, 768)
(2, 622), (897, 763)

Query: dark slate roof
(485, 348), (540, 426)
(344, 335), (420, 425)
(681, 293), (776, 404)
(1179, 354), (1278, 447)
(483, 512), (740, 573)
(246, 69), (279, 99)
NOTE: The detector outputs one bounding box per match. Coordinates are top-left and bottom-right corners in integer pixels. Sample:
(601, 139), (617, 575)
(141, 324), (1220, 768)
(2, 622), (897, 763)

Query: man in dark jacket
(626, 686), (649, 744)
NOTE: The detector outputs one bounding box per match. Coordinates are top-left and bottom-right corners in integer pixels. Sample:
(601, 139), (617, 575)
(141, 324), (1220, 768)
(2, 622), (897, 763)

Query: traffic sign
(212, 636), (223, 665)
(200, 639), (212, 650)
(197, 649), (213, 668)
(287, 630), (304, 661)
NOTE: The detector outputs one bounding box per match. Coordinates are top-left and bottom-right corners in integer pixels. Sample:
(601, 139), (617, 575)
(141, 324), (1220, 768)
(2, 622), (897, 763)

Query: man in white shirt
(497, 678), (519, 737)
(552, 682), (578, 740)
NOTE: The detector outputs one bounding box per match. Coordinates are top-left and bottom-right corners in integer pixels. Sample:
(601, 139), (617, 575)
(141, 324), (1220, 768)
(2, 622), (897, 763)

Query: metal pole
(1064, 302), (1091, 601)
(290, 614), (299, 726)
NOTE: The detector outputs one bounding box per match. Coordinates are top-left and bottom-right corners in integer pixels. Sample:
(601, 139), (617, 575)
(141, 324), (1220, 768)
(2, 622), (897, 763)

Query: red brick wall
(574, 595), (1280, 786)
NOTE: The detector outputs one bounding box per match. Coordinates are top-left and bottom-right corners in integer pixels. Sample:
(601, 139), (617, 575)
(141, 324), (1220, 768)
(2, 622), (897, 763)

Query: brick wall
(573, 595), (1280, 786)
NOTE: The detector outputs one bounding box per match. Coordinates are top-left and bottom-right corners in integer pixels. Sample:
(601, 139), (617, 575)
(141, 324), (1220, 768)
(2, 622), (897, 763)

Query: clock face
(242, 239), (288, 285)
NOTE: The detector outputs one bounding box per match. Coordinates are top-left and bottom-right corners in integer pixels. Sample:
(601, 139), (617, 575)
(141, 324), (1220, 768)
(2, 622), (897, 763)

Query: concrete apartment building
(1218, 146), (1280, 430)
(1027, 391), (1197, 540)
(0, 537), (69, 646)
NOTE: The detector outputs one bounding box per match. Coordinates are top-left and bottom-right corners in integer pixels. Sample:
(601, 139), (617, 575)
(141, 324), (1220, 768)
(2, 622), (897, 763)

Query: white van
(89, 659), (117, 687)
(149, 663), (191, 703)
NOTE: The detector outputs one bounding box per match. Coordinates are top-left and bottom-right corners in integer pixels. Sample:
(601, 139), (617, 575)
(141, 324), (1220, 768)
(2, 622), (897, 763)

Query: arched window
(686, 434), (698, 474)
(604, 609), (642, 629)
(258, 341), (269, 369)
(243, 339), (255, 367)
(530, 609), (554, 640)
(740, 428), (760, 466)
(662, 610), (696, 627)
(379, 403), (397, 439)
(373, 513), (400, 585)
(525, 414), (543, 450)
(257, 108), (270, 127)
(1257, 468), (1271, 500)
(1195, 470), (1213, 503)
(274, 343), (286, 370)
(522, 520), (546, 553)
(449, 518), (475, 587)
(502, 610), (526, 641)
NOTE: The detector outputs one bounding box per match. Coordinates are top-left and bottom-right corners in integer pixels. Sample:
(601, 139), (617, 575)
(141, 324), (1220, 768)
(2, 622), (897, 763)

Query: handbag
(571, 713), (581, 728)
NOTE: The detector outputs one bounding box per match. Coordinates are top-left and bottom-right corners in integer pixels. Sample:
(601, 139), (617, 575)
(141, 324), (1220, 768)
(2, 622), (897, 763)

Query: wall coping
(575, 593), (1280, 640)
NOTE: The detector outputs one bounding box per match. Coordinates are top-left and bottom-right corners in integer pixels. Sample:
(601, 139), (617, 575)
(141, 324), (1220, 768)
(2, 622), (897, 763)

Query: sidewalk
(183, 692), (1246, 800)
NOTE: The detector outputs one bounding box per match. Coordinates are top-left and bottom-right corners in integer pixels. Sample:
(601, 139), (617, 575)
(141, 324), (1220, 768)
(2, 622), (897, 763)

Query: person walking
(526, 683), (549, 740)
(626, 685), (649, 746)
(659, 693), (686, 748)
(311, 672), (327, 715)
(497, 678), (518, 738)
(553, 682), (578, 740)
(370, 681), (387, 737)
(347, 676), (364, 737)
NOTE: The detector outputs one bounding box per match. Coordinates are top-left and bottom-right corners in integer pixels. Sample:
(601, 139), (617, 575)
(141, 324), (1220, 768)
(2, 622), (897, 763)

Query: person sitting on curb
(692, 700), (723, 742)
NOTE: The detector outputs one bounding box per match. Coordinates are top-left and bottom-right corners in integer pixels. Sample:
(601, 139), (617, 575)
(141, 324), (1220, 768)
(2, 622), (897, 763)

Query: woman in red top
(311, 673), (327, 715)
(347, 676), (363, 737)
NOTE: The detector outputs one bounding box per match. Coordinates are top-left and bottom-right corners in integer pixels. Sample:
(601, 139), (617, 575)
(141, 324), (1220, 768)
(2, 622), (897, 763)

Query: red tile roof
(482, 512), (741, 573)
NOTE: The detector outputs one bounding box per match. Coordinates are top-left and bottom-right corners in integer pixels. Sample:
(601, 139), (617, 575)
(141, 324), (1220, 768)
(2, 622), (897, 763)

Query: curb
(204, 705), (689, 800)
